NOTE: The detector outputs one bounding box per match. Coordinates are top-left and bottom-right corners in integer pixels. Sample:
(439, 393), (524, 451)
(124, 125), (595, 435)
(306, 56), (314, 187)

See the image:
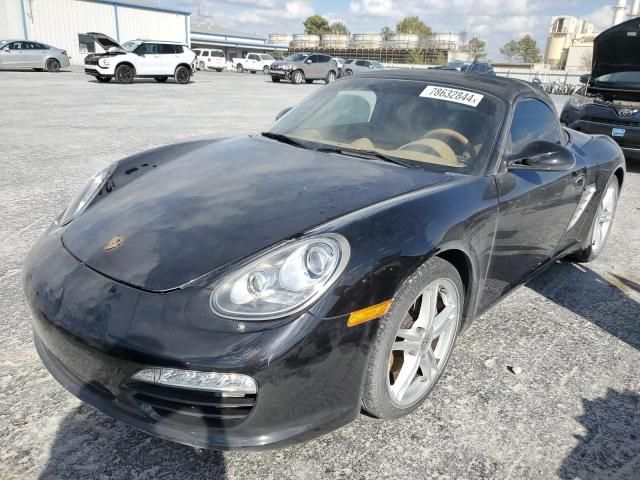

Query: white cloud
(349, 0), (400, 18)
(584, 5), (614, 32)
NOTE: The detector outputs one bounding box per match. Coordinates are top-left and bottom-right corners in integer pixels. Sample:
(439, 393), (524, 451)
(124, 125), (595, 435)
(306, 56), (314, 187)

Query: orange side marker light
(347, 300), (393, 327)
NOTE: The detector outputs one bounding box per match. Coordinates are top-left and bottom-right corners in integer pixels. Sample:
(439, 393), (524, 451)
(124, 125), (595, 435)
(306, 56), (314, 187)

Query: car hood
(85, 32), (126, 53)
(62, 137), (451, 291)
(591, 18), (640, 83)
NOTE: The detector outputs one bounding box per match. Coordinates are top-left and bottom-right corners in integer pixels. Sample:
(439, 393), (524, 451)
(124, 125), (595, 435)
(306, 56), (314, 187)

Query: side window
(157, 44), (176, 54)
(201, 50), (209, 57)
(317, 55), (329, 63)
(137, 43), (158, 54)
(174, 45), (183, 54)
(248, 54), (258, 61)
(194, 49), (201, 56)
(509, 99), (563, 154)
(9, 42), (23, 50)
(306, 55), (317, 63)
(355, 60), (365, 67)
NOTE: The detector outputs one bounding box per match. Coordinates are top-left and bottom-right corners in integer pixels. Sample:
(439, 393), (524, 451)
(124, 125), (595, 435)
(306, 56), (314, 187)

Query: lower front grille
(585, 116), (640, 128)
(127, 382), (256, 428)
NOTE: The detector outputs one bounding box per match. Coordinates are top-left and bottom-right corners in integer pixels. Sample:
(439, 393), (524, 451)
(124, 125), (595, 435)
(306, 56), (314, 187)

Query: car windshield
(371, 61), (384, 68)
(122, 41), (142, 52)
(593, 71), (640, 88)
(284, 53), (308, 62)
(212, 50), (225, 57)
(268, 78), (504, 175)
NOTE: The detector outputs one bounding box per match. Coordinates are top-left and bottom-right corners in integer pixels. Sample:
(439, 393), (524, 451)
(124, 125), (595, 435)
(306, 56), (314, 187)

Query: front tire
(362, 257), (463, 419)
(292, 70), (305, 84)
(572, 175), (619, 262)
(115, 64), (134, 84)
(174, 65), (191, 84)
(250, 70), (256, 74)
(236, 64), (244, 73)
(263, 65), (269, 74)
(96, 75), (112, 83)
(45, 58), (60, 72)
(199, 61), (205, 71)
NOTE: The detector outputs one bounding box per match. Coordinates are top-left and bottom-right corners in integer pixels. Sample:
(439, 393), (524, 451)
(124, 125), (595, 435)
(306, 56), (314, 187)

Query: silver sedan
(0, 40), (70, 72)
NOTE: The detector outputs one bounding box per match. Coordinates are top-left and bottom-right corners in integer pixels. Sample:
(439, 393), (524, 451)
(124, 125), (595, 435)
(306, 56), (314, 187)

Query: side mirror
(507, 141), (575, 171)
(579, 74), (590, 84)
(305, 59), (312, 64)
(368, 64), (374, 69)
(275, 106), (292, 121)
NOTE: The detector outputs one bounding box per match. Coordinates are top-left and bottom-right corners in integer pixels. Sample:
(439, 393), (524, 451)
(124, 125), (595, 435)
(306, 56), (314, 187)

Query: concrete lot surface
(1, 70), (639, 479)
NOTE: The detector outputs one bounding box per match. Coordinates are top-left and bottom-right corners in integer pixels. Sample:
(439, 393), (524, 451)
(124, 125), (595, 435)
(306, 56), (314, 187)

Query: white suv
(194, 48), (226, 72)
(83, 32), (196, 84)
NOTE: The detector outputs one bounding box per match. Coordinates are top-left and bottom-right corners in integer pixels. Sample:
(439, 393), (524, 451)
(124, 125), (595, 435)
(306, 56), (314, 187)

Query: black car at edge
(561, 17), (640, 160)
(23, 70), (625, 450)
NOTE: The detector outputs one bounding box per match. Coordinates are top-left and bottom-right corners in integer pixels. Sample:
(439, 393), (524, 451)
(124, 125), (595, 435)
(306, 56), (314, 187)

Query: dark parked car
(269, 53), (338, 84)
(434, 61), (495, 75)
(24, 70), (624, 451)
(561, 17), (640, 160)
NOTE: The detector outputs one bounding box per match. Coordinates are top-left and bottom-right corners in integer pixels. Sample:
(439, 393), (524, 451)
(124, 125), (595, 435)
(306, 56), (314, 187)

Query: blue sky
(171, 1), (619, 59)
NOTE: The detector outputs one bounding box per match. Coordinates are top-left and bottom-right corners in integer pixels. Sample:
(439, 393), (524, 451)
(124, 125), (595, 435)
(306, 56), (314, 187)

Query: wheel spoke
(420, 347), (438, 382)
(415, 285), (438, 330)
(396, 328), (421, 342)
(391, 353), (420, 401)
(392, 339), (421, 352)
(432, 304), (457, 338)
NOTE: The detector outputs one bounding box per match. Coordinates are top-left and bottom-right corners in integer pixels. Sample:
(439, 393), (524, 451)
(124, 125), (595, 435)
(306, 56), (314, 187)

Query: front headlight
(210, 234), (350, 320)
(282, 64), (293, 70)
(60, 164), (113, 225)
(98, 58), (110, 67)
(569, 94), (593, 108)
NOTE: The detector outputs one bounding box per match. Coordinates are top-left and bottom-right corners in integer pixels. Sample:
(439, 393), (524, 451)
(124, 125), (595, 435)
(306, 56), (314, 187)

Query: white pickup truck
(232, 53), (275, 74)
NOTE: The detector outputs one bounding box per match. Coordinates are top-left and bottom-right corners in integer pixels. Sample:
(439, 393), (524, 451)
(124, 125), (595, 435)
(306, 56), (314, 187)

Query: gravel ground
(1, 70), (639, 480)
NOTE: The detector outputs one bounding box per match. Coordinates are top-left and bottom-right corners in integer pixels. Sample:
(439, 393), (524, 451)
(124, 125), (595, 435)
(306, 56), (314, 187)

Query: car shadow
(558, 388), (640, 479)
(527, 261), (640, 351)
(38, 394), (227, 479)
(626, 160), (640, 174)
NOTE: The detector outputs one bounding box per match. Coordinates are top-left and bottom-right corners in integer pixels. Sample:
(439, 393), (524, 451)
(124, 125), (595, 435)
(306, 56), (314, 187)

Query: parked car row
(432, 61), (496, 75)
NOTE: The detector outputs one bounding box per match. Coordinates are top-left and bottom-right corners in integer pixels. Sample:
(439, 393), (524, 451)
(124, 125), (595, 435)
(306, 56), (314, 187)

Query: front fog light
(131, 367), (257, 394)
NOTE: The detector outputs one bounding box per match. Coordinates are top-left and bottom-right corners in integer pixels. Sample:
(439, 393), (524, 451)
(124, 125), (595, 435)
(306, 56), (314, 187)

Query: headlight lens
(569, 94), (593, 108)
(99, 58), (110, 67)
(210, 234), (350, 320)
(60, 164), (113, 225)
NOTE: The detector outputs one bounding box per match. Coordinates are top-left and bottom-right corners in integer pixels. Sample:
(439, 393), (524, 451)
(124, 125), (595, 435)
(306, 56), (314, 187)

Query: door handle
(573, 173), (586, 189)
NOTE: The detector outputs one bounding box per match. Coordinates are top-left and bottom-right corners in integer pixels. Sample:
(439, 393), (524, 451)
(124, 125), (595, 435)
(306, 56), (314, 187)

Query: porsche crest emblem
(104, 235), (124, 251)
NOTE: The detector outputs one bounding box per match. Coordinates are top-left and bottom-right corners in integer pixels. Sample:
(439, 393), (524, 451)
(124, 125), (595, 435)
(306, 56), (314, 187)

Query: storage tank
(321, 34), (349, 48)
(291, 34), (320, 48)
(268, 34), (293, 47)
(387, 33), (420, 49)
(351, 33), (382, 48)
(431, 33), (460, 50)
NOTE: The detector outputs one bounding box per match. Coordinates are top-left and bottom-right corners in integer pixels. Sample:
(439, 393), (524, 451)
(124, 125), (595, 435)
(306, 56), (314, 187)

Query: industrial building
(276, 32), (466, 64)
(0, 0), (190, 66)
(543, 16), (597, 70)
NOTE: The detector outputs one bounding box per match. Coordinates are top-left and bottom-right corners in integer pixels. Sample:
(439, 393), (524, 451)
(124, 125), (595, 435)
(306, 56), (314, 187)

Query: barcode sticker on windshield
(420, 86), (484, 107)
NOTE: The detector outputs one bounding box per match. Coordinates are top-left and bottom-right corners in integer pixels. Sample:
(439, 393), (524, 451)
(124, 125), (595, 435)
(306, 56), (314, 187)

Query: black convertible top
(352, 69), (547, 105)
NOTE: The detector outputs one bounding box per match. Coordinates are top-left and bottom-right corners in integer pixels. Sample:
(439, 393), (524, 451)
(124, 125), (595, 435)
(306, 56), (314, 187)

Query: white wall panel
(117, 8), (187, 45)
(24, 0), (116, 65)
(0, 0), (25, 39)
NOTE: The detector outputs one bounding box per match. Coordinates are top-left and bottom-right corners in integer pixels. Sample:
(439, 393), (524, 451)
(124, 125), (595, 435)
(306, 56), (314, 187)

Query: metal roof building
(0, 0), (190, 65)
(190, 24), (288, 60)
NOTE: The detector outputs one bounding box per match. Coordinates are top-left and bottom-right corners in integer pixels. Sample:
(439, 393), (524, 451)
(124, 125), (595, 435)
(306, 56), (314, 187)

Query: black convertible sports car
(23, 70), (625, 450)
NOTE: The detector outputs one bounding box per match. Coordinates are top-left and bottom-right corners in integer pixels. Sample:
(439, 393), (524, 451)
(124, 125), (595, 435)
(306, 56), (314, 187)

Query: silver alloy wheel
(199, 61), (205, 71)
(263, 65), (269, 74)
(388, 278), (460, 406)
(591, 182), (617, 253)
(327, 71), (336, 83)
(293, 71), (303, 84)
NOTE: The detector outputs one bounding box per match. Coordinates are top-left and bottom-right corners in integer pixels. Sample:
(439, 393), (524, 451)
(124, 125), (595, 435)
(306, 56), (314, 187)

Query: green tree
(303, 15), (331, 35)
(467, 37), (487, 60)
(407, 49), (426, 64)
(381, 26), (394, 41)
(396, 16), (432, 36)
(516, 34), (542, 63)
(330, 22), (350, 35)
(500, 40), (519, 62)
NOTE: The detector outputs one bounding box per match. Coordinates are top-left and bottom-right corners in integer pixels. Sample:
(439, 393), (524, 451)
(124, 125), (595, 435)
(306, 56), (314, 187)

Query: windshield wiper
(317, 146), (411, 168)
(261, 132), (311, 149)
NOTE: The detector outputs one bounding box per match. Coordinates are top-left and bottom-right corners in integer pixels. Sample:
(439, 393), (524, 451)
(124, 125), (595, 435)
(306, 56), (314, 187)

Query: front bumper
(269, 69), (290, 78)
(23, 227), (373, 450)
(561, 102), (640, 160)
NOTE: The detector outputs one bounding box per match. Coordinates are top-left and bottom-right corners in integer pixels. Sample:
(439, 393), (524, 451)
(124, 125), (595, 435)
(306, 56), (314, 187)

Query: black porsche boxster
(23, 70), (625, 450)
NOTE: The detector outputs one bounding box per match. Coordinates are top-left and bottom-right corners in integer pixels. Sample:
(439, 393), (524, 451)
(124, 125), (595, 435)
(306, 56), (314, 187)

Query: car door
(26, 42), (48, 68)
(135, 43), (160, 75)
(3, 41), (27, 67)
(483, 98), (585, 303)
(302, 54), (317, 78)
